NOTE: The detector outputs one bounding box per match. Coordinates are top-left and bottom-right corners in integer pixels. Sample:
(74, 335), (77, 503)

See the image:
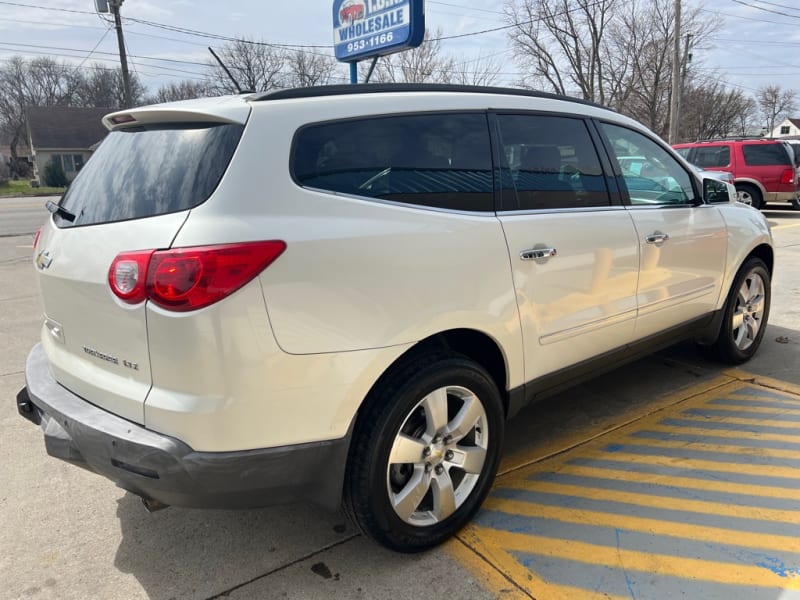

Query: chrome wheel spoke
(449, 445), (487, 474)
(431, 470), (457, 521)
(422, 388), (449, 436)
(389, 433), (427, 465)
(392, 470), (431, 522)
(445, 395), (484, 442)
(750, 296), (765, 316)
(731, 309), (745, 331)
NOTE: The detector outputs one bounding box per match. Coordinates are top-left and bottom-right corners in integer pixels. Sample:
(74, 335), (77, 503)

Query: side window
(600, 122), (696, 206)
(693, 146), (730, 168)
(742, 144), (791, 166)
(495, 114), (609, 210)
(292, 113), (493, 212)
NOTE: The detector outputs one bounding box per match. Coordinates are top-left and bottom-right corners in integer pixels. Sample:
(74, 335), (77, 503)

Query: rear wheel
(791, 195), (800, 210)
(343, 353), (504, 552)
(735, 183), (763, 209)
(707, 257), (771, 364)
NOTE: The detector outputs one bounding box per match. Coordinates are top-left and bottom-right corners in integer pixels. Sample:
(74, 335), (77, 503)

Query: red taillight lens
(33, 228), (42, 250)
(108, 241), (286, 311)
(781, 168), (795, 185)
(109, 250), (155, 304)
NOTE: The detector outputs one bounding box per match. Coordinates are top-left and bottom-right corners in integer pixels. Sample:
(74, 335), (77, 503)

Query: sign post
(332, 0), (425, 83)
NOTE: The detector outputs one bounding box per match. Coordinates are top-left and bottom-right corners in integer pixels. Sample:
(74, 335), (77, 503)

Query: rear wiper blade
(45, 200), (76, 222)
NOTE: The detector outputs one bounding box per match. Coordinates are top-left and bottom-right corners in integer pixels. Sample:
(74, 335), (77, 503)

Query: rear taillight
(108, 241), (286, 311)
(33, 228), (42, 249)
(109, 250), (155, 304)
(781, 168), (795, 185)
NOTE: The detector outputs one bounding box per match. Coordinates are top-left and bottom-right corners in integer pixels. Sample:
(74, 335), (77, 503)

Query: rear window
(54, 123), (244, 228)
(742, 144), (791, 166)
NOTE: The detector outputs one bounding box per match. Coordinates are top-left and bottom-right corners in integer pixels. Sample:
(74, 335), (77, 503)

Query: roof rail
(680, 136), (771, 143)
(251, 83), (611, 111)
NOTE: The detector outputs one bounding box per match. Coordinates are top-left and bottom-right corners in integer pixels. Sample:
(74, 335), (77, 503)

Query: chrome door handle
(645, 232), (670, 246)
(520, 247), (557, 260)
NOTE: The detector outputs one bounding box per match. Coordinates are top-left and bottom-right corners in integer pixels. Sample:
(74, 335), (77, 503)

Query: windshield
(55, 122), (244, 228)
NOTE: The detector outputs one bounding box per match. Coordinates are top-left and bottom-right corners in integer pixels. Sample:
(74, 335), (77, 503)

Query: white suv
(18, 84), (773, 552)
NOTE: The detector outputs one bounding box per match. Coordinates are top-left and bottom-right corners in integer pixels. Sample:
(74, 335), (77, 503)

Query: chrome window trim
(496, 205), (627, 216)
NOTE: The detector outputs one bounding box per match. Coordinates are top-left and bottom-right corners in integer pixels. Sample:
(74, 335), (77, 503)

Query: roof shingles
(26, 106), (111, 150)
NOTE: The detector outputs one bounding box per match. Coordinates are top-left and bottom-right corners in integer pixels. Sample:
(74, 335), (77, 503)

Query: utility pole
(668, 0), (681, 144)
(109, 0), (132, 108)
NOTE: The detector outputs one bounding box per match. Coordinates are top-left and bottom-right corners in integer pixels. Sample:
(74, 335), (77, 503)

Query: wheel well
(748, 243), (774, 275)
(363, 329), (510, 416)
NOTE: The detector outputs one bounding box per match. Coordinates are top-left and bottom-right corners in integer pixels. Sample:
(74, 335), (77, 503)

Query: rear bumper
(18, 343), (350, 511)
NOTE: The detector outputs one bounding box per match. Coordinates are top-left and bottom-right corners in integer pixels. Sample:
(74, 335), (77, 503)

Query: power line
(730, 0), (800, 20)
(77, 25), (113, 69)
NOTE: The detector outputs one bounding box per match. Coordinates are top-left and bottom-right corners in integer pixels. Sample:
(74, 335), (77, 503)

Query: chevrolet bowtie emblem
(35, 250), (53, 270)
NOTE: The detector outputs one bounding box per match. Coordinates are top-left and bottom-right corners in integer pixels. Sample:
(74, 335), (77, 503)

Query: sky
(1, 0), (800, 109)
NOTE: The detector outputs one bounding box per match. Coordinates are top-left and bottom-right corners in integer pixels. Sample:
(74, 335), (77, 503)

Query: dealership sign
(332, 0), (424, 62)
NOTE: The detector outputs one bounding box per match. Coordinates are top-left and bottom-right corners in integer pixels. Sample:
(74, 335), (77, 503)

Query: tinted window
(742, 144), (791, 166)
(56, 123), (244, 228)
(495, 114), (609, 210)
(292, 113), (493, 212)
(601, 122), (696, 206)
(692, 146), (730, 168)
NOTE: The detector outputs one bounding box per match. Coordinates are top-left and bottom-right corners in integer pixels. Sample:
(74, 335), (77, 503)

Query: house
(770, 117), (800, 138)
(26, 106), (111, 183)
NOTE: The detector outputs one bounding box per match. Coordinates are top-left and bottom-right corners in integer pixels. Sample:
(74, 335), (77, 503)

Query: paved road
(0, 195), (55, 237)
(1, 207), (798, 599)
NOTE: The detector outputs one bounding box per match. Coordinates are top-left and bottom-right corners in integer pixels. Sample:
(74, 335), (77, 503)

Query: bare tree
(146, 80), (213, 104)
(208, 39), (287, 93)
(0, 56), (78, 177)
(449, 52), (503, 87)
(506, 0), (715, 139)
(757, 85), (797, 137)
(680, 81), (756, 140)
(361, 29), (455, 83)
(285, 49), (340, 87)
(73, 63), (145, 108)
(506, 0), (617, 102)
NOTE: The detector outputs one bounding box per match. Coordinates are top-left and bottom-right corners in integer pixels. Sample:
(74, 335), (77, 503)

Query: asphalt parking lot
(1, 201), (799, 599)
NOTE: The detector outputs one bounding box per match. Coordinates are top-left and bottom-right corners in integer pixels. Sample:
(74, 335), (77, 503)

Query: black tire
(791, 195), (800, 210)
(707, 257), (771, 364)
(735, 183), (763, 210)
(343, 352), (504, 552)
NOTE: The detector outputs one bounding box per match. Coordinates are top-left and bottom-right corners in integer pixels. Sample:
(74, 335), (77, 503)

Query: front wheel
(707, 257), (771, 364)
(343, 353), (504, 552)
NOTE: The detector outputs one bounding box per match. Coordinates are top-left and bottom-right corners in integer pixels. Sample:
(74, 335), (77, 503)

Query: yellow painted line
(444, 538), (532, 600)
(482, 496), (800, 554)
(471, 527), (800, 589)
(501, 480), (800, 524)
(771, 222), (800, 230)
(583, 449), (800, 480)
(662, 413), (800, 431)
(723, 393), (800, 406)
(724, 370), (800, 397)
(456, 528), (630, 600)
(560, 463), (800, 501)
(693, 403), (800, 416)
(613, 434), (800, 461)
(499, 374), (737, 474)
(641, 422), (800, 445)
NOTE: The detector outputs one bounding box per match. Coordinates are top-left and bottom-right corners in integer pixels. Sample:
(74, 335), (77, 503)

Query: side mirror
(703, 177), (733, 204)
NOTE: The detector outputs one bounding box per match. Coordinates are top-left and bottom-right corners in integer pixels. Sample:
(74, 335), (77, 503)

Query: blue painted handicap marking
(456, 380), (800, 599)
